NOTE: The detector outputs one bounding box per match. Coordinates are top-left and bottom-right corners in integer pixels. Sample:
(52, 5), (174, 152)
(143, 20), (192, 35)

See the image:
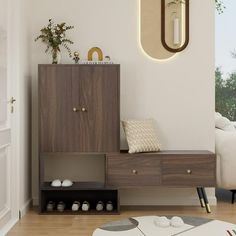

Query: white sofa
(215, 113), (236, 203)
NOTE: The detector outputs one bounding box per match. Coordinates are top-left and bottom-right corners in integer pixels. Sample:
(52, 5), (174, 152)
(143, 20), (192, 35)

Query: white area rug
(93, 216), (236, 236)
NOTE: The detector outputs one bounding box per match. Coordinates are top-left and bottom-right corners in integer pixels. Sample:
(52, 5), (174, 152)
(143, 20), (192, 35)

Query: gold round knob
(73, 107), (78, 112)
(186, 169), (192, 174)
(81, 107), (86, 112)
(132, 169), (138, 175)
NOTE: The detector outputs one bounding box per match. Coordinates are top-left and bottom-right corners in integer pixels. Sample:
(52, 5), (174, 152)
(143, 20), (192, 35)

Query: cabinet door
(39, 65), (79, 152)
(72, 65), (120, 152)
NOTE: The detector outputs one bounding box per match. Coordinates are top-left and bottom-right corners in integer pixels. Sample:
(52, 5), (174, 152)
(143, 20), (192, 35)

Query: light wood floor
(7, 199), (236, 236)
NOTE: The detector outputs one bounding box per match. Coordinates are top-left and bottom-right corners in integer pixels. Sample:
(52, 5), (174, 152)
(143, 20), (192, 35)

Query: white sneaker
(46, 201), (55, 211)
(154, 216), (170, 228)
(72, 201), (80, 211)
(62, 179), (73, 187)
(170, 216), (184, 228)
(82, 201), (90, 211)
(96, 201), (104, 211)
(106, 201), (113, 212)
(51, 179), (61, 187)
(57, 201), (65, 212)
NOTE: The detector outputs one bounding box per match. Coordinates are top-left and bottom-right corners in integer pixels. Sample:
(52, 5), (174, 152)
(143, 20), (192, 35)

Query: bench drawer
(106, 155), (161, 188)
(162, 156), (216, 187)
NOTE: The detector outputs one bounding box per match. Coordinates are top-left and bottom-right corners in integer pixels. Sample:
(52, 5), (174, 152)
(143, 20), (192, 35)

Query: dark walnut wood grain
(106, 154), (161, 188)
(106, 151), (216, 188)
(72, 65), (120, 152)
(39, 65), (77, 152)
(162, 155), (216, 187)
(39, 64), (120, 153)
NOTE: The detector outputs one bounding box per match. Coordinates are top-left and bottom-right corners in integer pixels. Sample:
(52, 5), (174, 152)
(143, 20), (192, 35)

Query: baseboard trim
(0, 218), (18, 236)
(0, 199), (32, 235)
(119, 188), (217, 206)
(33, 198), (39, 206)
(19, 199), (32, 219)
(121, 196), (217, 206)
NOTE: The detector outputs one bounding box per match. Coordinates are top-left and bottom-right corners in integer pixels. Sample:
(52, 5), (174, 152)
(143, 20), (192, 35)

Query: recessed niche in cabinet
(43, 154), (105, 183)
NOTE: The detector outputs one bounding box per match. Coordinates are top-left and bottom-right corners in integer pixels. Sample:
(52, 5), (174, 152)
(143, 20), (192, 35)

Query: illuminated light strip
(138, 0), (178, 62)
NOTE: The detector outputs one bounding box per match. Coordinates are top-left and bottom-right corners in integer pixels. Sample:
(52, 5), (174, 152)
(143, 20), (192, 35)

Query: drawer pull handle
(186, 169), (192, 175)
(81, 107), (87, 112)
(73, 107), (78, 112)
(132, 169), (138, 175)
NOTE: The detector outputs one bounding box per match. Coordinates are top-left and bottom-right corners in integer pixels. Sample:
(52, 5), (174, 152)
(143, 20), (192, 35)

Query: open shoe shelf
(40, 182), (119, 215)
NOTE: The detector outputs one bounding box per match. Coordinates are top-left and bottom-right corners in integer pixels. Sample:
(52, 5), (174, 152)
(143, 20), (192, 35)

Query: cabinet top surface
(38, 64), (120, 67)
(40, 150), (215, 157)
(110, 150), (215, 156)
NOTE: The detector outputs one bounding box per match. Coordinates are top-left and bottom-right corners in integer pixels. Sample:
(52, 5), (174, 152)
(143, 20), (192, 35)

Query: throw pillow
(122, 119), (161, 154)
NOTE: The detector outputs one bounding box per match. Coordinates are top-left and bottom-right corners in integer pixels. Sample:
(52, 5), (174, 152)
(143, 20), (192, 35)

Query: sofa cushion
(215, 112), (235, 131)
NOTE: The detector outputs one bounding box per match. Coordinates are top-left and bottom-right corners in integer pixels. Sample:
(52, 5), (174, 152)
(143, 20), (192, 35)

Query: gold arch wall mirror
(140, 0), (189, 60)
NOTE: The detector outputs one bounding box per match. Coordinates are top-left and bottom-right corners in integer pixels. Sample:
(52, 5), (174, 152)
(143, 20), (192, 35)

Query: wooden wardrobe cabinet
(39, 64), (120, 153)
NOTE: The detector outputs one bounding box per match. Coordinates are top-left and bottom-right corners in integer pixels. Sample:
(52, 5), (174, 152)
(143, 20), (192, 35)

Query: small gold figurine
(88, 47), (103, 61)
(73, 51), (80, 63)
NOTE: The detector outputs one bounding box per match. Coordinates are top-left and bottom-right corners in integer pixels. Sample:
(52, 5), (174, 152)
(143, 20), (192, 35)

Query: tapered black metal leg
(231, 190), (236, 204)
(200, 187), (211, 213)
(196, 187), (205, 208)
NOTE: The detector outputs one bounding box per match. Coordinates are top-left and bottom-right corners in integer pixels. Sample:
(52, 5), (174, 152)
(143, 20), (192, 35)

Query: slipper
(46, 201), (55, 211)
(106, 201), (113, 212)
(62, 179), (73, 187)
(82, 201), (90, 211)
(57, 201), (66, 212)
(96, 201), (104, 212)
(51, 179), (61, 187)
(170, 216), (184, 228)
(154, 216), (170, 228)
(72, 201), (80, 211)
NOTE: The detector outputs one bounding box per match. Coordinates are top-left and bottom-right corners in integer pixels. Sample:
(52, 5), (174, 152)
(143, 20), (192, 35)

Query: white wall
(13, 0), (32, 214)
(19, 0), (32, 213)
(28, 0), (215, 205)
